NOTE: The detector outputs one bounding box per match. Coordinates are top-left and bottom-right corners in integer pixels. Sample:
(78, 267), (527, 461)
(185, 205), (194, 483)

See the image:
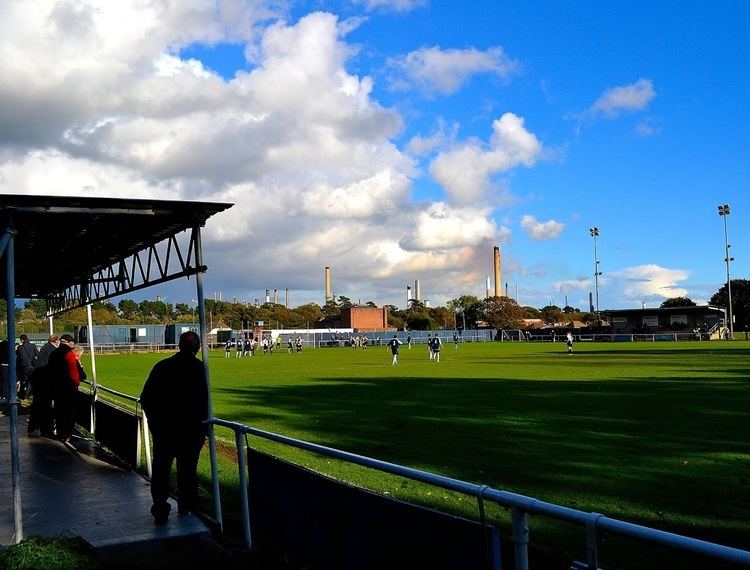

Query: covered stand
(0, 194), (232, 542)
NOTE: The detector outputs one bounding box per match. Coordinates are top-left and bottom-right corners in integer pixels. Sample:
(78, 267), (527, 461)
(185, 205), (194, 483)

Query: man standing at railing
(140, 331), (208, 525)
(48, 334), (80, 442)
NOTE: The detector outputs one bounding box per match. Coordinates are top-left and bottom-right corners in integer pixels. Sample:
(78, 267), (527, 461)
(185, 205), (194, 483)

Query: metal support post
(511, 507), (529, 570)
(235, 430), (252, 549)
(86, 303), (98, 434)
(194, 225), (223, 530)
(4, 230), (24, 543)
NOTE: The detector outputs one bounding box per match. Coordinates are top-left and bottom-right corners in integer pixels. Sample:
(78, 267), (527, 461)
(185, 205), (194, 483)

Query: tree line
(3, 279), (747, 333)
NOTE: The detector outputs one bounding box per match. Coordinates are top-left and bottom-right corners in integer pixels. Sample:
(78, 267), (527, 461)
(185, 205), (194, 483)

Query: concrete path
(0, 406), (208, 548)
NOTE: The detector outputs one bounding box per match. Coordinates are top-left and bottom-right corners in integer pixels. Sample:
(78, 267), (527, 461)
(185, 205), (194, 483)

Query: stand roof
(0, 195), (231, 312)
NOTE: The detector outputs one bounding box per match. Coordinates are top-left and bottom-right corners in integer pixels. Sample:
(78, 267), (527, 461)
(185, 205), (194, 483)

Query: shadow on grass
(215, 373), (750, 552)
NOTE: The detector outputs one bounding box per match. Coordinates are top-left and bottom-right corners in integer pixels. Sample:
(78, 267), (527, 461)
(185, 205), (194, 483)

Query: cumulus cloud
(400, 203), (500, 250)
(429, 113), (542, 205)
(406, 119), (459, 156)
(520, 215), (564, 240)
(610, 264), (689, 301)
(587, 78), (656, 119)
(0, 3), (513, 306)
(358, 0), (427, 12)
(387, 46), (518, 96)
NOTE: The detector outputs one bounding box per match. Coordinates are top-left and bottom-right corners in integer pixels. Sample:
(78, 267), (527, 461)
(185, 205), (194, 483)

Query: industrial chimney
(273, 289), (278, 304)
(285, 288), (289, 308)
(493, 246), (502, 297)
(325, 267), (332, 302)
(406, 285), (412, 307)
(414, 280), (421, 302)
(265, 289), (270, 303)
(485, 276), (491, 299)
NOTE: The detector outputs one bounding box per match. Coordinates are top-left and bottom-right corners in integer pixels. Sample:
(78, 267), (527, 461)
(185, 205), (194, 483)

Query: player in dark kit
(388, 335), (402, 365)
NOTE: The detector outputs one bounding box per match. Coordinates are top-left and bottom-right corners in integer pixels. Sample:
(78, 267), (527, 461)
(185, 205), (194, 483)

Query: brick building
(316, 306), (391, 332)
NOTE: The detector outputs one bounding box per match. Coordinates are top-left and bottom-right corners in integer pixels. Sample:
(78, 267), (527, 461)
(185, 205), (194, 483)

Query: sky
(1, 1), (748, 311)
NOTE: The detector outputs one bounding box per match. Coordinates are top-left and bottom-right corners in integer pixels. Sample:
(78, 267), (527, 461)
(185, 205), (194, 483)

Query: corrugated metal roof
(0, 194), (231, 300)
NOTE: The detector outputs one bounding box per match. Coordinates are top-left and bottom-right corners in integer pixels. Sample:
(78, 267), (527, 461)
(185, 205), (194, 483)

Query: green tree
(710, 279), (750, 331)
(293, 303), (323, 328)
(540, 305), (564, 325)
(429, 306), (455, 329)
(483, 296), (525, 329)
(660, 297), (696, 308)
(522, 306), (542, 319)
(24, 299), (48, 319)
(322, 299), (339, 315)
(447, 295), (483, 329)
(118, 299), (140, 320)
(337, 295), (353, 310)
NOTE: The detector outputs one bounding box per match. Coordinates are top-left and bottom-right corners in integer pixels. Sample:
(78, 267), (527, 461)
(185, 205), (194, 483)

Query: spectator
(140, 331), (208, 525)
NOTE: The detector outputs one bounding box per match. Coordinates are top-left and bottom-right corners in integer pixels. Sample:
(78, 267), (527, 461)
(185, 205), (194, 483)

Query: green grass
(0, 535), (101, 569)
(83, 341), (750, 565)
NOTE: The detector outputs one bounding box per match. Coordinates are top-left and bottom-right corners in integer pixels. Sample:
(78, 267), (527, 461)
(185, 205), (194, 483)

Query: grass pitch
(85, 340), (750, 562)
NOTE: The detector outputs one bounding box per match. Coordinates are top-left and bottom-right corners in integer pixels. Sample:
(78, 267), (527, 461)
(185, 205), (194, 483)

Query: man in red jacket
(48, 334), (81, 442)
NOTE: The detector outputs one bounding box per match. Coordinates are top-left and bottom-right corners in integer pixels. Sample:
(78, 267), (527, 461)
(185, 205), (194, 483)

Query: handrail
(209, 417), (750, 568)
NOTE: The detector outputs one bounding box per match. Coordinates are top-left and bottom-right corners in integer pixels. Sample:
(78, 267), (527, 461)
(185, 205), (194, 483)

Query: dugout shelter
(0, 194), (231, 543)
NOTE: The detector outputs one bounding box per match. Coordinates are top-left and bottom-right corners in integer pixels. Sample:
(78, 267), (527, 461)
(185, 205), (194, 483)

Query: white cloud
(406, 119), (459, 156)
(429, 113), (542, 205)
(0, 4), (513, 307)
(520, 215), (564, 240)
(609, 264), (690, 301)
(635, 121), (660, 137)
(387, 46), (518, 96)
(359, 0), (427, 12)
(400, 203), (500, 250)
(587, 78), (656, 119)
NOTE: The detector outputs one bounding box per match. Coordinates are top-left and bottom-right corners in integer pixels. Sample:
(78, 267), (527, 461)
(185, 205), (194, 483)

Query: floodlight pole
(193, 224), (223, 531)
(718, 204), (734, 339)
(589, 227), (602, 330)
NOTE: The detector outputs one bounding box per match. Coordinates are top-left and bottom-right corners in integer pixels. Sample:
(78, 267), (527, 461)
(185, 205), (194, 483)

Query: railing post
(511, 507), (529, 570)
(236, 429), (253, 549)
(142, 411), (152, 478)
(586, 514), (603, 569)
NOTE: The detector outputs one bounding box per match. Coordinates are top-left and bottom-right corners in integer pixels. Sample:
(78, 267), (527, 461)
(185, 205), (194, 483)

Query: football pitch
(86, 340), (749, 559)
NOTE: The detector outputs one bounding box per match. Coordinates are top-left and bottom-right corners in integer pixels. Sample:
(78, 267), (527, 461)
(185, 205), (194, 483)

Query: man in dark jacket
(140, 331), (208, 525)
(16, 334), (38, 398)
(35, 335), (59, 368)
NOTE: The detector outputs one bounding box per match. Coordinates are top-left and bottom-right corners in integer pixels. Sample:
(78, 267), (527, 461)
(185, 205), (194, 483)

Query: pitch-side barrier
(82, 386), (750, 569)
(208, 417), (750, 570)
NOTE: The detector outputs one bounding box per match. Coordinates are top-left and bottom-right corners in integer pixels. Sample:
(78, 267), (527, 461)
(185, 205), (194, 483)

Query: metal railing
(80, 379), (152, 477)
(209, 417), (750, 570)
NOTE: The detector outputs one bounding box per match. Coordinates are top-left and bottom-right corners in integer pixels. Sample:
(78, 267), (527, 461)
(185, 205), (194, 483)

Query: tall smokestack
(505, 282), (509, 298)
(325, 267), (332, 302)
(414, 280), (421, 302)
(493, 246), (502, 297)
(589, 292), (594, 313)
(406, 285), (412, 307)
(485, 276), (491, 299)
(265, 289), (270, 303)
(273, 289), (278, 304)
(285, 289), (289, 308)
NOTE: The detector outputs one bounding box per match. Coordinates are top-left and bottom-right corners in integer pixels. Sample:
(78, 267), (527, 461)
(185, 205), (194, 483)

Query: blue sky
(1, 1), (748, 310)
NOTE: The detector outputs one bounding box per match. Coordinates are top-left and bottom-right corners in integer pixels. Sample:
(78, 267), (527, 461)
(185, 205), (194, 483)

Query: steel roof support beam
(46, 227), (207, 316)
